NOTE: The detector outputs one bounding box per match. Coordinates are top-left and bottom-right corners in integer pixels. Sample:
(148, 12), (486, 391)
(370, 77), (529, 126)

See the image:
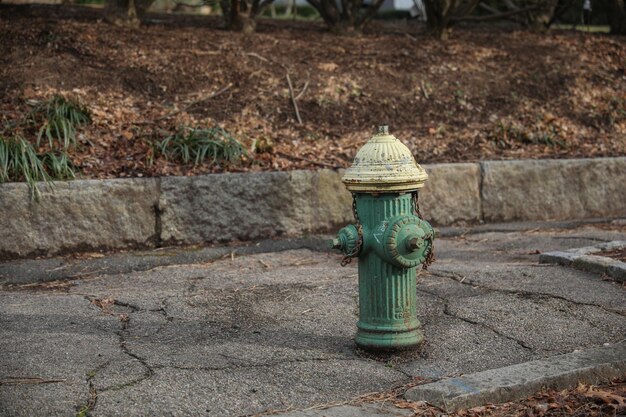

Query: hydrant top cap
(342, 126), (428, 193)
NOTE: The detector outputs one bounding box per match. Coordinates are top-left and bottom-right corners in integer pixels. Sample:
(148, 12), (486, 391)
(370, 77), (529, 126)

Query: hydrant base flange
(356, 323), (424, 350)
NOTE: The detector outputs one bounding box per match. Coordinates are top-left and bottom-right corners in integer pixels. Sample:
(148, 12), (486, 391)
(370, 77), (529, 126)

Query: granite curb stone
(0, 178), (159, 259)
(404, 341), (626, 412)
(1, 157), (625, 259)
(420, 163), (481, 225)
(540, 240), (626, 282)
(481, 157), (626, 222)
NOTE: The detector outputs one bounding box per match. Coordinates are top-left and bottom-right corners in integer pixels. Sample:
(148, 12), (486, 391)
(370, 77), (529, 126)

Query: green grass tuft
(0, 135), (76, 199)
(32, 95), (91, 149)
(41, 150), (77, 181)
(155, 126), (246, 166)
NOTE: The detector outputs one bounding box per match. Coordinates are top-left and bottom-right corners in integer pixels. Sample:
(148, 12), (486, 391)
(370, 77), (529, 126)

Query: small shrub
(155, 126), (246, 166)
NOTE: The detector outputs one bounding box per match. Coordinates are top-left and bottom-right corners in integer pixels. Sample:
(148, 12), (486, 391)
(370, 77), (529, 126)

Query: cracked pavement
(1, 223), (625, 416)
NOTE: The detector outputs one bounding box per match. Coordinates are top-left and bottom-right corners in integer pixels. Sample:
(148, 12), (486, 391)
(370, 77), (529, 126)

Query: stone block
(607, 263), (626, 283)
(572, 255), (616, 275)
(0, 178), (159, 259)
(159, 170), (353, 245)
(481, 158), (626, 222)
(420, 163), (482, 225)
(538, 251), (580, 266)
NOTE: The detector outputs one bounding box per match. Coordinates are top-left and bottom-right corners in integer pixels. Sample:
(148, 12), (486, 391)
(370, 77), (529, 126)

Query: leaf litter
(0, 5), (624, 180)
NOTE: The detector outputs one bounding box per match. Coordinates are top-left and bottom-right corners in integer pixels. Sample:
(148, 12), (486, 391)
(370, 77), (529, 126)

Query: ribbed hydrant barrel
(331, 125), (434, 350)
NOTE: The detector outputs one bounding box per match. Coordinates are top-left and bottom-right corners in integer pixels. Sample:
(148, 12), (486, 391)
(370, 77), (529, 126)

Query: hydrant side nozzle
(332, 224), (360, 256)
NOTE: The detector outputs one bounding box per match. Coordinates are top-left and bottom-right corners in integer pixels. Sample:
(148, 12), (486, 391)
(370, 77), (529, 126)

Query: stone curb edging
(403, 341), (626, 412)
(261, 341), (626, 416)
(1, 157), (625, 260)
(540, 240), (626, 282)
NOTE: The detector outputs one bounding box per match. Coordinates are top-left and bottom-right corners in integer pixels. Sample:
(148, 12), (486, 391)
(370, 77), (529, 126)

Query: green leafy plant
(0, 135), (76, 199)
(155, 126), (246, 166)
(41, 150), (77, 181)
(32, 95), (91, 149)
(0, 135), (50, 197)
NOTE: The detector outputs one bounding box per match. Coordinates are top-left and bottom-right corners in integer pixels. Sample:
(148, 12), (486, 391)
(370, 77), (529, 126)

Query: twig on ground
(0, 377), (66, 385)
(420, 80), (429, 100)
(245, 52), (270, 63)
(190, 49), (220, 56)
(295, 72), (310, 101)
(286, 73), (302, 125)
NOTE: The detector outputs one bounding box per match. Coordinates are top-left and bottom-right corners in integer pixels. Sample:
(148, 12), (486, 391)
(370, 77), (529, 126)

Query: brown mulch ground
(1, 4), (625, 179)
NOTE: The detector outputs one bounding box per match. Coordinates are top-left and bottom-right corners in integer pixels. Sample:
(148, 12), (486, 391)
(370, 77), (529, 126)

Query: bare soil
(1, 4), (625, 178)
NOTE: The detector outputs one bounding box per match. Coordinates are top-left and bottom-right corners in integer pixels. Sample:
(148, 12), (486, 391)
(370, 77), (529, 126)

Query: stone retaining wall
(1, 157), (625, 259)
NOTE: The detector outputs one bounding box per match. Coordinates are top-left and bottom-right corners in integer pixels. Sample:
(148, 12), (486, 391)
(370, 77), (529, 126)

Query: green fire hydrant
(331, 125), (434, 350)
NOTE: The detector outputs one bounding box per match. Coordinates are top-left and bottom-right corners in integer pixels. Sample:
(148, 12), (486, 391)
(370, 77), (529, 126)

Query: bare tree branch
(454, 0), (481, 18)
(356, 0), (385, 25)
(503, 0), (520, 11)
(286, 73), (302, 125)
(453, 4), (538, 21)
(295, 72), (310, 101)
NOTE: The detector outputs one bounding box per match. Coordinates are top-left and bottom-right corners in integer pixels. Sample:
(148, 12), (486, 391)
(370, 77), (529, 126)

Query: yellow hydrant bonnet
(342, 125), (428, 193)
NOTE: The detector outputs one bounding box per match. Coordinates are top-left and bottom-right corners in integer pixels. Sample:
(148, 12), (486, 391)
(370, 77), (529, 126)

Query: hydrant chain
(412, 191), (435, 270)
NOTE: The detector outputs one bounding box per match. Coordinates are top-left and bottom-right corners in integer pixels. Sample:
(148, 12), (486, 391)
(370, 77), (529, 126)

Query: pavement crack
(114, 319), (156, 391)
(84, 295), (157, 392)
(112, 299), (140, 313)
(417, 287), (534, 352)
(164, 356), (366, 372)
(444, 304), (534, 351)
(76, 365), (101, 417)
(429, 270), (626, 317)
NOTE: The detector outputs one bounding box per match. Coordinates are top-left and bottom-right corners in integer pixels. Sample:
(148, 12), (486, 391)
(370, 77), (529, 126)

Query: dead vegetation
(0, 5), (625, 180)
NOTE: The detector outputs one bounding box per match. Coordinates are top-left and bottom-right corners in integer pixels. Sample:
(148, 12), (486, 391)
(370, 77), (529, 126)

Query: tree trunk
(305, 0), (384, 33)
(230, 12), (257, 32)
(525, 0), (558, 29)
(607, 0), (626, 34)
(104, 0), (141, 27)
(423, 0), (453, 39)
(284, 0), (294, 16)
(221, 0), (272, 32)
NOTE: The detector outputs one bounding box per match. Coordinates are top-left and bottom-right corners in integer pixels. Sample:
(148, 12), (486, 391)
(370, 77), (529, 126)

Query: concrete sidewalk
(1, 223), (625, 416)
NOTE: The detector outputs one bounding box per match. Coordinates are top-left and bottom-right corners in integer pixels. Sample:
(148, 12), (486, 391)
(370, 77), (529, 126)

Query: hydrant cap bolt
(342, 125), (428, 193)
